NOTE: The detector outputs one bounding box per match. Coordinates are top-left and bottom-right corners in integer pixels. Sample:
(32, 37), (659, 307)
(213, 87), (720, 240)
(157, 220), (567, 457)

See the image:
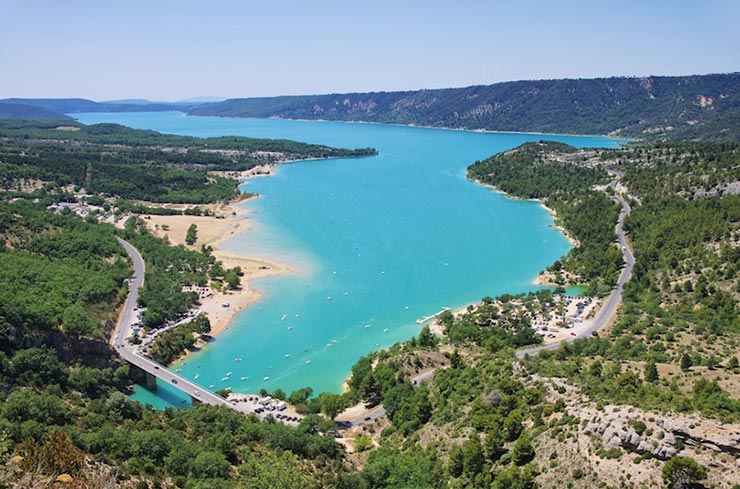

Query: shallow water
(73, 112), (619, 407)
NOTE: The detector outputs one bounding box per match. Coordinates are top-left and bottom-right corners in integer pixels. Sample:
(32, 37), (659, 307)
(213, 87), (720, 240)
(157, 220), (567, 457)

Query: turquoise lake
(73, 112), (619, 408)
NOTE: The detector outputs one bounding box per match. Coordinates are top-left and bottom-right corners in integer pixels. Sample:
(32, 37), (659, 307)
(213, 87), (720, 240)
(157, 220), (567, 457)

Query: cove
(73, 112), (620, 408)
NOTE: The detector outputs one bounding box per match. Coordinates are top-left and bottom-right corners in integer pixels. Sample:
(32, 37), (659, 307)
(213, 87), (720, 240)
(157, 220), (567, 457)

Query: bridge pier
(145, 372), (157, 391)
(129, 363), (158, 391)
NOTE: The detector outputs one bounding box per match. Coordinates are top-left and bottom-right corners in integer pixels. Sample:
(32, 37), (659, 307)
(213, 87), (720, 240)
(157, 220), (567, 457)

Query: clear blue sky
(2, 0), (738, 100)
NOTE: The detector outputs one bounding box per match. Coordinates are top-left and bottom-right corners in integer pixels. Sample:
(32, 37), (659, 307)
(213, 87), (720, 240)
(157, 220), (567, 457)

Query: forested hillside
(0, 97), (193, 114)
(0, 119), (376, 203)
(1, 136), (740, 487)
(0, 201), (353, 487)
(0, 102), (72, 121)
(189, 73), (740, 141)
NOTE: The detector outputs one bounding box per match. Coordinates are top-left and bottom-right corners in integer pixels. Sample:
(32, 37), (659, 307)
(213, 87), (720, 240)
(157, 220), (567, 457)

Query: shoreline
(136, 187), (293, 343)
(470, 178), (581, 286)
(185, 111), (626, 142)
(136, 117), (589, 373)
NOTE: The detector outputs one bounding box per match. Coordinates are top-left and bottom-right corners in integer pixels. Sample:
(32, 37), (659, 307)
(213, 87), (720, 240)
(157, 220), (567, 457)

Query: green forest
(0, 119), (376, 204)
(1, 110), (740, 486)
(189, 73), (740, 141)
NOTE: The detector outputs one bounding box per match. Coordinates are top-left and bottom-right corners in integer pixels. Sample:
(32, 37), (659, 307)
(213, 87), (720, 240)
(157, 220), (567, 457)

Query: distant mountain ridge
(0, 102), (73, 121)
(0, 97), (198, 114)
(188, 73), (740, 141)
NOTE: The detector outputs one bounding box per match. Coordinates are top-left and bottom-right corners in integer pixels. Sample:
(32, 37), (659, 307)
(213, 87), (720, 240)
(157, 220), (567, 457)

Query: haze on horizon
(2, 0), (739, 101)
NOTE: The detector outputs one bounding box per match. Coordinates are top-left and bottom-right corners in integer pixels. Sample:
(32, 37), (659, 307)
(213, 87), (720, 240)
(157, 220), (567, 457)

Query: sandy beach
(138, 196), (291, 338)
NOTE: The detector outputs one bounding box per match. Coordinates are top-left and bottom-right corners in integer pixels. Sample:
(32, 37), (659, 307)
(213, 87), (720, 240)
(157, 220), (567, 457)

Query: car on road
(364, 416), (372, 421)
(194, 391), (200, 397)
(171, 379), (178, 384)
(154, 366), (159, 370)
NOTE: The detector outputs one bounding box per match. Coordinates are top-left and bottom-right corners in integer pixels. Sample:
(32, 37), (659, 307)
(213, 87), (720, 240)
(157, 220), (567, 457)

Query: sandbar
(137, 195), (291, 339)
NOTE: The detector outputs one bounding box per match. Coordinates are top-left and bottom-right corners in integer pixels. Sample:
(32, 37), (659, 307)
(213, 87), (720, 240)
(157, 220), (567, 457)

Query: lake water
(73, 112), (619, 408)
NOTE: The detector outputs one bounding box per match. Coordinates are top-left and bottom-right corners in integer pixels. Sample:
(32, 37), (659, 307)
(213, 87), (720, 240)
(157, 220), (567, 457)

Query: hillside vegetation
(189, 73), (740, 141)
(469, 141), (621, 293)
(0, 119), (376, 204)
(0, 102), (73, 121)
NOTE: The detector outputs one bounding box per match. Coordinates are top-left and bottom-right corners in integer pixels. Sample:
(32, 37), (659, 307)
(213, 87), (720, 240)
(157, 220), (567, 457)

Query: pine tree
(680, 353), (693, 372)
(645, 359), (659, 383)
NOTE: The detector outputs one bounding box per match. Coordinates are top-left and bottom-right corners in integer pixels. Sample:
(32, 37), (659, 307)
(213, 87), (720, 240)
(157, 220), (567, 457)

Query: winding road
(114, 237), (230, 408)
(516, 173), (634, 358)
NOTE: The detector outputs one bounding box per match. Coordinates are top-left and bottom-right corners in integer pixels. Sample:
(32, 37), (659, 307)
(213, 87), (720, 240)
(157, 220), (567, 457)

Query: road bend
(114, 237), (230, 408)
(516, 174), (634, 358)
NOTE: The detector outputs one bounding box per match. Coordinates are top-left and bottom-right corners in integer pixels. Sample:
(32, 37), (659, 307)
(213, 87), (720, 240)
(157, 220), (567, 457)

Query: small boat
(287, 326), (293, 330)
(405, 306), (410, 310)
(209, 384), (215, 388)
(383, 328), (389, 332)
(281, 314), (287, 320)
(327, 296), (332, 301)
(326, 343), (332, 347)
(194, 373), (200, 379)
(295, 313), (300, 318)
(263, 376), (270, 381)
(221, 377), (229, 382)
(226, 371), (232, 376)
(235, 358), (242, 362)
(284, 354), (290, 358)
(306, 360), (311, 364)
(241, 376), (247, 380)
(364, 324), (371, 328)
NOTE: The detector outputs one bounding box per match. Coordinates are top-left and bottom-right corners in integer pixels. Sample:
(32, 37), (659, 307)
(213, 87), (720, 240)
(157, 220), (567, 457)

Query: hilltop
(188, 73), (740, 141)
(0, 102), (72, 121)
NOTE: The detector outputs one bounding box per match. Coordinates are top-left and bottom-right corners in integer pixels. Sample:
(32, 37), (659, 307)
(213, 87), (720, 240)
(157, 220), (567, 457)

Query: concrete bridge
(114, 238), (230, 408)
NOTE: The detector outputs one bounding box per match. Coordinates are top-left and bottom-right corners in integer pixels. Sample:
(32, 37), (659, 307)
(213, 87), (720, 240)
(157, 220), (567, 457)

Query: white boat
(281, 314), (287, 320)
(263, 376), (270, 381)
(241, 376), (247, 380)
(383, 328), (389, 332)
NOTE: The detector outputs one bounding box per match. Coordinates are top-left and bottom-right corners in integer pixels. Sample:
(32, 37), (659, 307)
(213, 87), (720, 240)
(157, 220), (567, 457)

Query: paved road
(346, 368), (438, 426)
(114, 238), (229, 408)
(516, 174), (634, 358)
